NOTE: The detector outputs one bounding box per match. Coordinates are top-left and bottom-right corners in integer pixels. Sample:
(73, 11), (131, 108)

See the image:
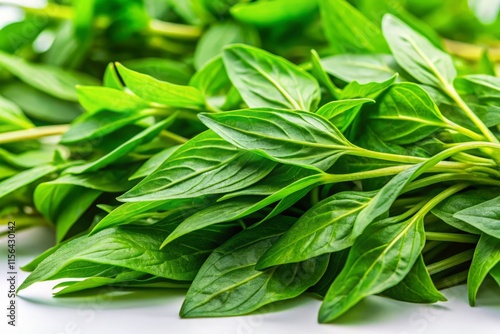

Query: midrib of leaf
(280, 201), (370, 251)
(188, 268), (266, 310)
(214, 115), (347, 150)
(375, 115), (444, 127)
(393, 88), (442, 119)
(249, 61), (302, 110)
(405, 37), (449, 90)
(354, 217), (419, 291)
(339, 60), (393, 74)
(134, 152), (244, 196)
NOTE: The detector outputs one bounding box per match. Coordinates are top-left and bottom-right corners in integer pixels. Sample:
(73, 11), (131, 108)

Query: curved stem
(425, 232), (479, 244)
(444, 119), (485, 141)
(159, 130), (188, 144)
(444, 86), (499, 143)
(427, 249), (474, 275)
(350, 147), (472, 169)
(0, 125), (69, 144)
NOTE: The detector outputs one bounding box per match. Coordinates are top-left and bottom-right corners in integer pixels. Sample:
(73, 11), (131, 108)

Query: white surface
(1, 226), (500, 334)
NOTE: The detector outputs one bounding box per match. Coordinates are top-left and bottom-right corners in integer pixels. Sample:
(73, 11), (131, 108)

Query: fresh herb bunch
(1, 0), (500, 324)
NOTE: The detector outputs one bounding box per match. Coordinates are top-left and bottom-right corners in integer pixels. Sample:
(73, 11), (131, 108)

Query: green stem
(352, 147), (472, 169)
(451, 152), (496, 167)
(427, 249), (475, 275)
(444, 86), (499, 143)
(415, 183), (470, 219)
(434, 270), (469, 290)
(423, 241), (441, 253)
(0, 125), (69, 144)
(404, 173), (500, 192)
(425, 232), (479, 244)
(444, 119), (485, 141)
(310, 187), (320, 206)
(159, 130), (188, 144)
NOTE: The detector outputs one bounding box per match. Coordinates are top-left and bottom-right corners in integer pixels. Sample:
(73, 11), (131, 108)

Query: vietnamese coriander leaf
(468, 234), (500, 306)
(119, 130), (276, 202)
(180, 217), (328, 317)
(222, 44), (321, 111)
(198, 108), (354, 171)
(319, 215), (425, 322)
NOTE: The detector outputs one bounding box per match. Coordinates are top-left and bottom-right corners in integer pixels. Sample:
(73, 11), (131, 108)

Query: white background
(1, 226), (500, 334)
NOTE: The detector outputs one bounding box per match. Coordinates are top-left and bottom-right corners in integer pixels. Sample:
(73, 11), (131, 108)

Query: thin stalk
(451, 152), (497, 167)
(415, 183), (470, 219)
(444, 86), (499, 143)
(434, 269), (469, 290)
(352, 147), (472, 169)
(0, 125), (69, 144)
(423, 241), (441, 253)
(427, 249), (475, 275)
(404, 173), (500, 192)
(425, 232), (479, 244)
(444, 119), (485, 141)
(159, 130), (188, 144)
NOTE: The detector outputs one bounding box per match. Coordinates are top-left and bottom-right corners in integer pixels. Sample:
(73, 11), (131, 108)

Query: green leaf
(115, 63), (205, 109)
(357, 0), (443, 48)
(432, 189), (500, 234)
(53, 270), (146, 296)
(194, 21), (259, 69)
(310, 49), (341, 98)
(383, 255), (446, 303)
(76, 86), (150, 114)
(321, 54), (402, 84)
(0, 164), (58, 200)
(37, 185), (101, 242)
(319, 215), (425, 322)
(129, 145), (180, 180)
(256, 191), (375, 269)
(468, 234), (500, 306)
(180, 217), (328, 317)
(119, 130), (276, 202)
(61, 109), (154, 144)
(122, 58), (193, 85)
(367, 83), (448, 144)
(220, 164), (315, 199)
(34, 167), (137, 241)
(455, 74), (500, 100)
(64, 116), (175, 174)
(230, 0), (318, 27)
(222, 44), (320, 111)
(0, 148), (55, 169)
(340, 74), (397, 99)
(382, 14), (456, 89)
(161, 196), (260, 247)
(319, 0), (389, 54)
(0, 95), (33, 131)
(454, 195), (500, 239)
(491, 264), (500, 287)
(91, 198), (205, 233)
(0, 51), (98, 101)
(0, 83), (82, 123)
(308, 250), (349, 298)
(19, 223), (235, 291)
(189, 56), (236, 111)
(199, 108), (353, 171)
(316, 98), (374, 132)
